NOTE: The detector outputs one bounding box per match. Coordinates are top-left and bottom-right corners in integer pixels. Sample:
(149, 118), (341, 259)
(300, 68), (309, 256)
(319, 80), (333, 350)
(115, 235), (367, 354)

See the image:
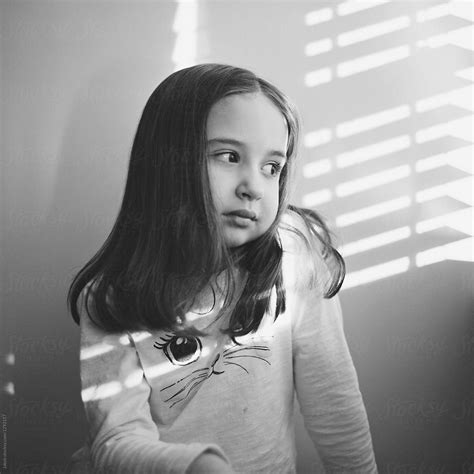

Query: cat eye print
(153, 335), (202, 366)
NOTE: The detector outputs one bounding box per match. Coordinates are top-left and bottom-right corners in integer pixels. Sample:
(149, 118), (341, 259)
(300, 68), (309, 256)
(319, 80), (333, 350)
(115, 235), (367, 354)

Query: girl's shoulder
(278, 208), (332, 295)
(278, 207), (327, 256)
(279, 207), (321, 246)
(77, 279), (116, 331)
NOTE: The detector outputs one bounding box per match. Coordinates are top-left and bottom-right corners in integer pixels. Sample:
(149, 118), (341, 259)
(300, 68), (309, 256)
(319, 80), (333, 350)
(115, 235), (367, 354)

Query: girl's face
(206, 92), (288, 248)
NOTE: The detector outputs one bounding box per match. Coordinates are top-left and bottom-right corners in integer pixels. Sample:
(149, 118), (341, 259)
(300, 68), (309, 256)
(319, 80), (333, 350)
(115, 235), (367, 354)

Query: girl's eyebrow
(207, 138), (287, 160)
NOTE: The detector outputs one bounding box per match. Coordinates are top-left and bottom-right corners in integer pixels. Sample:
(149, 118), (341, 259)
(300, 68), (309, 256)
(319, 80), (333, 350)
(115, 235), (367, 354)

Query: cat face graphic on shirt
(153, 333), (271, 408)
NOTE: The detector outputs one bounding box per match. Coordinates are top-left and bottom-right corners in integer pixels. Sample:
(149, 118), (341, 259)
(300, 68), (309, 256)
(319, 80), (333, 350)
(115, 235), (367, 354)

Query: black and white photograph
(1, 1), (473, 473)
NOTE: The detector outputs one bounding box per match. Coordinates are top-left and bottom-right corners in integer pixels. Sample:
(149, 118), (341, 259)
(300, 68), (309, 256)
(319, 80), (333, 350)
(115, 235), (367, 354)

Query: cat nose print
(208, 353), (225, 376)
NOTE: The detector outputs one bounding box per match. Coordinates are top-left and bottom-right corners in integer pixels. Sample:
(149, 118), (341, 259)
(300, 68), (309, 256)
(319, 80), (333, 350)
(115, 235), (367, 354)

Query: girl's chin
(223, 229), (273, 249)
(223, 230), (258, 248)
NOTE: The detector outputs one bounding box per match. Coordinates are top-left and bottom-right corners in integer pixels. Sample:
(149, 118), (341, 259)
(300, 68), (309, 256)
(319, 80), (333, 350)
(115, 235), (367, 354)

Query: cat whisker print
(159, 351), (226, 408)
(155, 335), (272, 408)
(225, 353), (271, 365)
(223, 344), (271, 370)
(160, 366), (209, 392)
(222, 360), (249, 374)
(223, 345), (271, 357)
(161, 372), (209, 408)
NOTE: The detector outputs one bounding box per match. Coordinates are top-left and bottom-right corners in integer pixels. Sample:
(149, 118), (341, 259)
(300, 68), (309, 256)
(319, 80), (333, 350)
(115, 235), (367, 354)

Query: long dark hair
(67, 63), (345, 343)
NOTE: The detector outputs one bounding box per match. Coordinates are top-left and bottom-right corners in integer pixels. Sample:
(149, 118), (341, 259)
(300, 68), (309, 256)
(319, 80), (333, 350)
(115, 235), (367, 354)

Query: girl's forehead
(206, 93), (288, 149)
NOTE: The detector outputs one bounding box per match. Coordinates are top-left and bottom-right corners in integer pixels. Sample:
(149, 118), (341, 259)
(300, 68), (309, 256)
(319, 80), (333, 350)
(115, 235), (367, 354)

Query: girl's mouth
(225, 209), (257, 220)
(224, 214), (255, 228)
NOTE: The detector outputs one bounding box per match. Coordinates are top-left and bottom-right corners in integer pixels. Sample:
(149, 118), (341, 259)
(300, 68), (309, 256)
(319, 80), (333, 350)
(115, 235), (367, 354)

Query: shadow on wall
(291, 2), (474, 472)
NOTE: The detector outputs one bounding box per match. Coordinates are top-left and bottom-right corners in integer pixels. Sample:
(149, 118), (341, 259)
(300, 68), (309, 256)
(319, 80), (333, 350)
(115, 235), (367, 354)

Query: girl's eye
(215, 151), (239, 163)
(263, 162), (283, 177)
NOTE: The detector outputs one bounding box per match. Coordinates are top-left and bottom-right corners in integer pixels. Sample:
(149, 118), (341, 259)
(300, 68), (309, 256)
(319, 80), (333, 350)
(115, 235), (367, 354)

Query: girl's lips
(224, 214), (256, 228)
(225, 209), (257, 221)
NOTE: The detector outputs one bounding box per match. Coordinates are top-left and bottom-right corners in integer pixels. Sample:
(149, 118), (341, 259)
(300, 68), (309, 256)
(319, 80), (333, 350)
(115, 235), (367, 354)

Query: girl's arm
(284, 210), (378, 473)
(77, 291), (231, 474)
(293, 290), (378, 473)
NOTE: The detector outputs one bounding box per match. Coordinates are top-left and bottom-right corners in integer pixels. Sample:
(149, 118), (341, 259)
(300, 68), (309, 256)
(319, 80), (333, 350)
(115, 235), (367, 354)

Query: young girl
(68, 63), (378, 473)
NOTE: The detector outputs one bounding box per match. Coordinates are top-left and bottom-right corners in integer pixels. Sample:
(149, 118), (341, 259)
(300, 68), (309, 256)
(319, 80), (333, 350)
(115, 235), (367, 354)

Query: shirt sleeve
(77, 289), (231, 474)
(292, 285), (378, 473)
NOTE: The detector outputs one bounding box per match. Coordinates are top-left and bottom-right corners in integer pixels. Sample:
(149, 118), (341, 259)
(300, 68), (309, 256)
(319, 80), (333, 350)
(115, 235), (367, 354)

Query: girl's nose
(236, 169), (263, 201)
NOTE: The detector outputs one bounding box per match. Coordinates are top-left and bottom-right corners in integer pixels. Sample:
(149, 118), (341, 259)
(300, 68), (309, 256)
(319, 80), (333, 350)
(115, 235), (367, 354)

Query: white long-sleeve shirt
(70, 210), (378, 473)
